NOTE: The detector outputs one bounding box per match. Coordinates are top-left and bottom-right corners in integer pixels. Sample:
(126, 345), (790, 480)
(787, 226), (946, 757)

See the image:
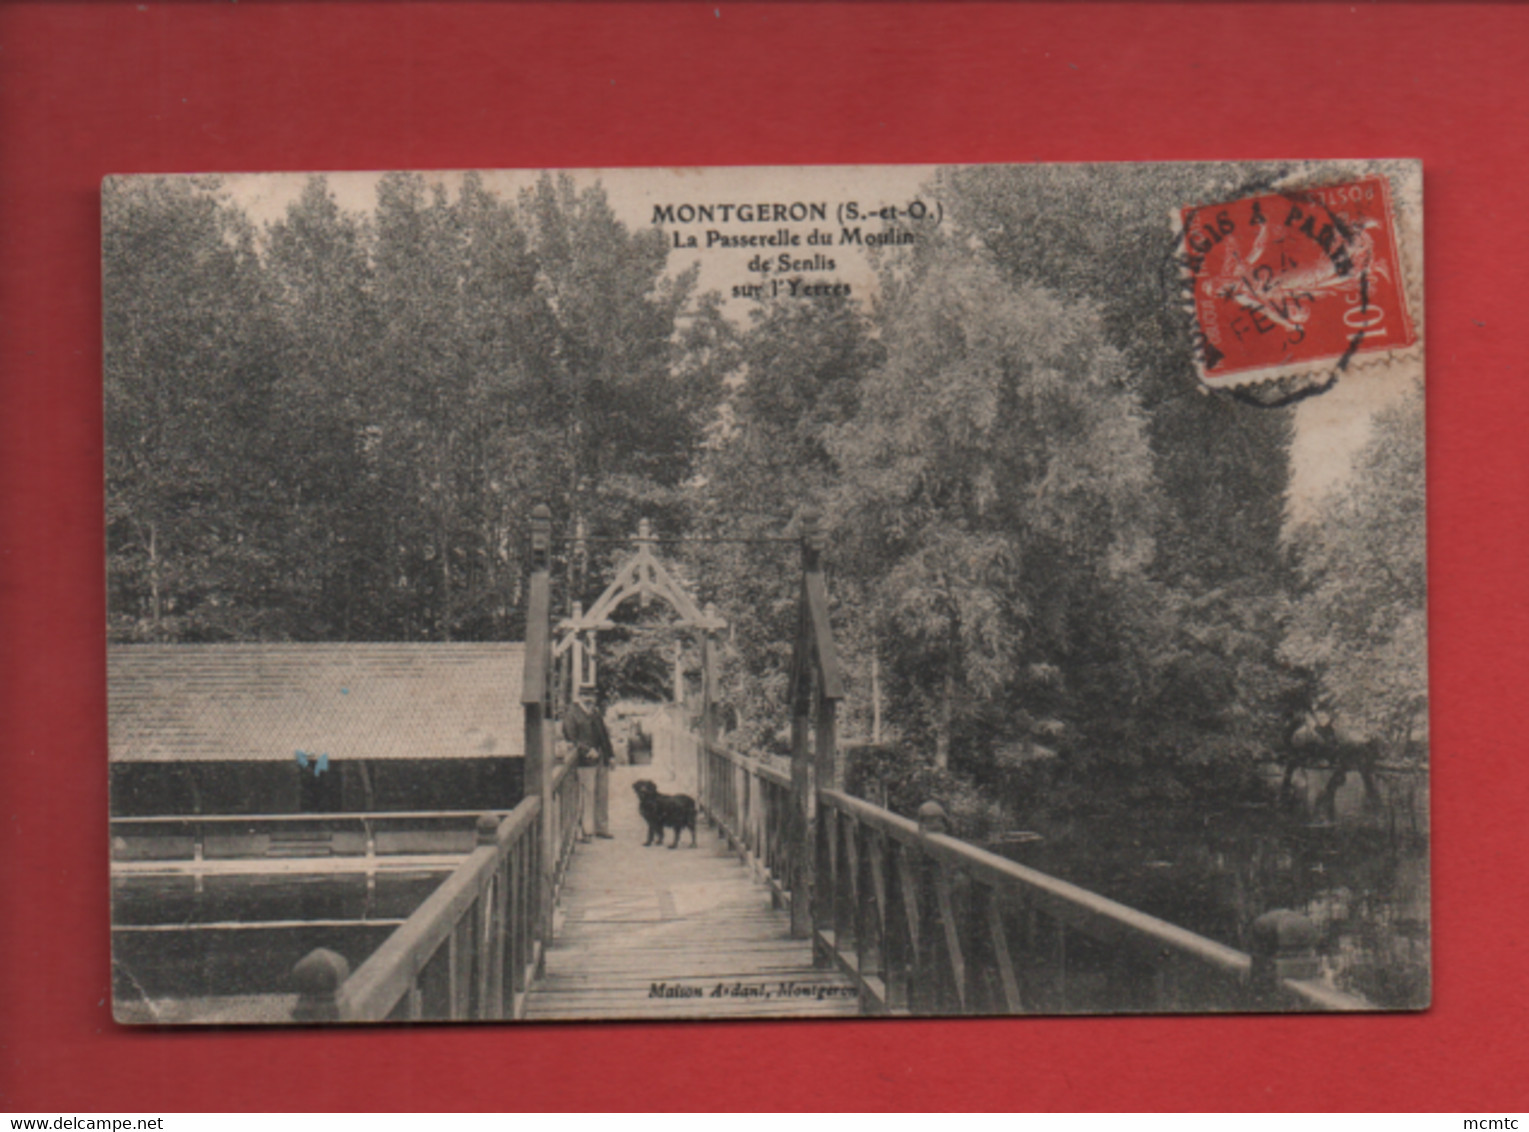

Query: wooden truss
(554, 519), (726, 694)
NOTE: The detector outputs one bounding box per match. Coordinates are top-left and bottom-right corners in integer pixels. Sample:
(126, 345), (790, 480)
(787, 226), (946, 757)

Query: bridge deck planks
(525, 766), (858, 1021)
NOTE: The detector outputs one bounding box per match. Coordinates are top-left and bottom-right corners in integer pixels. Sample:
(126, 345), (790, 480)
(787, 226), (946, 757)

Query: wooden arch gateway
(536, 507), (847, 944)
(552, 517), (726, 713)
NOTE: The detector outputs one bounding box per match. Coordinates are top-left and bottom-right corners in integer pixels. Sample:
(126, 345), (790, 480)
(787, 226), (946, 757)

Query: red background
(2, 1), (1525, 1113)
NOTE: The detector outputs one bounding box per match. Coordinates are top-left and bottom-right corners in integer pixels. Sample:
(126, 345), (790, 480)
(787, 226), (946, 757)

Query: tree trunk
(936, 652), (955, 771)
(871, 651), (883, 745)
(438, 508), (451, 642)
(147, 522), (163, 639)
(935, 608), (959, 771)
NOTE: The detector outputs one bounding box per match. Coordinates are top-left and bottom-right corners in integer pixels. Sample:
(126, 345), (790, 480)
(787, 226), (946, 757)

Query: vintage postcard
(105, 161), (1428, 1023)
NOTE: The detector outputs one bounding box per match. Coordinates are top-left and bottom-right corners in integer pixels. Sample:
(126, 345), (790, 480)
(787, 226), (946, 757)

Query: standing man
(563, 696), (614, 839)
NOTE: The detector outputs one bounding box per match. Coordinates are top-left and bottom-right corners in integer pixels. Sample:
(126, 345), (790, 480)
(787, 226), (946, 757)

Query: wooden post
(815, 677), (839, 792)
(701, 604), (720, 825)
(1250, 908), (1320, 1005)
(522, 503), (555, 969)
(787, 507), (841, 946)
(813, 685), (839, 962)
(917, 800), (957, 1010)
(291, 948), (350, 1023)
(572, 515), (588, 602)
(805, 510), (844, 960)
(788, 511), (817, 938)
(636, 518), (654, 609)
(871, 652), (882, 745)
(789, 682), (813, 939)
(568, 601), (585, 697)
(477, 815), (509, 1019)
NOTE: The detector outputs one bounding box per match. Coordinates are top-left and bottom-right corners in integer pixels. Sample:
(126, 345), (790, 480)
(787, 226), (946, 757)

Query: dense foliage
(1282, 382), (1428, 761)
(106, 173), (732, 644)
(105, 168), (1427, 826)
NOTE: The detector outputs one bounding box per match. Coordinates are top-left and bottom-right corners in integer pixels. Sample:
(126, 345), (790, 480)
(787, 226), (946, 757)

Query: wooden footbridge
(288, 507), (1369, 1022)
(524, 764), (857, 1021)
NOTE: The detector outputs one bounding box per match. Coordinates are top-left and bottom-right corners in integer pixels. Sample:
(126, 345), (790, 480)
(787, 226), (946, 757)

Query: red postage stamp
(1178, 175), (1417, 389)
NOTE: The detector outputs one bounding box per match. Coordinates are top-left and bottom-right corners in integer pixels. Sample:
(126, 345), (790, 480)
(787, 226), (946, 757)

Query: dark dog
(632, 779), (697, 849)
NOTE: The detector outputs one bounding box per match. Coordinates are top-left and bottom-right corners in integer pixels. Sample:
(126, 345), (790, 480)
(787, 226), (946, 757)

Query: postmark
(1176, 175), (1417, 392)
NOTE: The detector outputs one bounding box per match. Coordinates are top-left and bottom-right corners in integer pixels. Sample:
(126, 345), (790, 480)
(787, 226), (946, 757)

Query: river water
(992, 780), (1430, 1008)
(112, 868), (451, 1004)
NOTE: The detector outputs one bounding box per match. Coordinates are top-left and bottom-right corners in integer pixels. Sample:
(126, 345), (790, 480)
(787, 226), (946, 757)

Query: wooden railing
(291, 757), (582, 1022)
(697, 739), (1370, 1015)
(109, 810), (516, 864)
(700, 738), (796, 911)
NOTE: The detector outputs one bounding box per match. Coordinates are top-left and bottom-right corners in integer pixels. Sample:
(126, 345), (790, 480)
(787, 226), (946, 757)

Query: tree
(366, 171), (478, 640)
(1281, 381), (1427, 759)
(262, 175), (385, 638)
(933, 161), (1298, 589)
(104, 176), (285, 641)
(440, 172), (554, 640)
(683, 294), (881, 740)
(828, 242), (1160, 770)
(920, 163), (1314, 797)
(521, 174), (727, 541)
(362, 170), (730, 642)
(107, 170), (730, 646)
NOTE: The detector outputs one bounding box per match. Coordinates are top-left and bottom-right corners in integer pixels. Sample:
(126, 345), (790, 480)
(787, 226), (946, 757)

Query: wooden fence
(701, 737), (795, 910)
(110, 810), (516, 864)
(699, 738), (1370, 1016)
(290, 756), (581, 1022)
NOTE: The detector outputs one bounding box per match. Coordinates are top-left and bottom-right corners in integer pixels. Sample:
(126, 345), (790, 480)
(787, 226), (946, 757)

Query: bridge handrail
(699, 739), (795, 911)
(818, 787), (1251, 979)
(698, 736), (1369, 1014)
(292, 757), (580, 1022)
(111, 810), (519, 826)
(817, 787), (1370, 1013)
(110, 810), (524, 864)
(704, 738), (790, 788)
(336, 798), (541, 1020)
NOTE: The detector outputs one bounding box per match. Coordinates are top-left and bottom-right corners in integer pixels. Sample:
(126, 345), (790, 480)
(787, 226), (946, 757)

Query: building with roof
(108, 642), (527, 816)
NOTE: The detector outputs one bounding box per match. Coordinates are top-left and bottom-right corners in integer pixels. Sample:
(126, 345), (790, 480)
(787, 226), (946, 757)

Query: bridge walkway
(524, 766), (857, 1020)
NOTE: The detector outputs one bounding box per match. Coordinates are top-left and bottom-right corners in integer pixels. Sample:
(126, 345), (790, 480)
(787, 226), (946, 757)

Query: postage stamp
(1177, 175), (1419, 391)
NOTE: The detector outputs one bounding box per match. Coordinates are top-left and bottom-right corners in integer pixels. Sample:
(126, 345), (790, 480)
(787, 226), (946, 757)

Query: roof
(108, 643), (525, 763)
